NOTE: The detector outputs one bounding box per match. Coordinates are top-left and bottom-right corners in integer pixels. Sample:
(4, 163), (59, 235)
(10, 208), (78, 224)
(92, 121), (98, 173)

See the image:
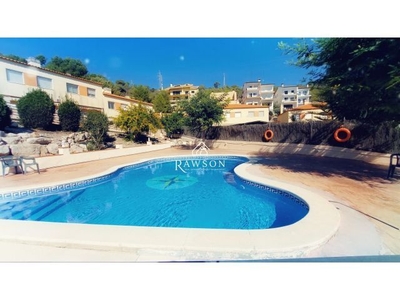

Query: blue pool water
(0, 156), (309, 229)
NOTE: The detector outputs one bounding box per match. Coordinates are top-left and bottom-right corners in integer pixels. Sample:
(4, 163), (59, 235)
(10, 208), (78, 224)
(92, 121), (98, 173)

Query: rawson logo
(175, 141), (225, 173)
(175, 159), (226, 173)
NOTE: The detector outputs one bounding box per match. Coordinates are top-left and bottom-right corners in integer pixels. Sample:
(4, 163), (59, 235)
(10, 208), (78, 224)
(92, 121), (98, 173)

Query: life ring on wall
(264, 129), (274, 141)
(333, 127), (351, 143)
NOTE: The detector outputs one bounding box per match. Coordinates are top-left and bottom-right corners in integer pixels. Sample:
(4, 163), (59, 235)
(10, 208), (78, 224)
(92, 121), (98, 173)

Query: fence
(184, 121), (400, 154)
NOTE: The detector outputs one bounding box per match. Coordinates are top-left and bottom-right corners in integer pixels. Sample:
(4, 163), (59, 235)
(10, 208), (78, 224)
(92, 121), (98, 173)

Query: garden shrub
(82, 110), (109, 150)
(16, 89), (55, 129)
(58, 99), (81, 132)
(0, 95), (12, 130)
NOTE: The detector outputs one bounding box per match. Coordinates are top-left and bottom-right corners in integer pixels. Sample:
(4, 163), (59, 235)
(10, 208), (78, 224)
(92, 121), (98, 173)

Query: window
(37, 76), (52, 89)
(87, 88), (96, 97)
(291, 90), (295, 94)
(247, 111), (255, 117)
(66, 83), (78, 94)
(225, 112), (230, 118)
(259, 111), (264, 117)
(234, 112), (241, 118)
(172, 91), (180, 95)
(284, 90), (288, 95)
(6, 69), (23, 84)
(108, 101), (115, 109)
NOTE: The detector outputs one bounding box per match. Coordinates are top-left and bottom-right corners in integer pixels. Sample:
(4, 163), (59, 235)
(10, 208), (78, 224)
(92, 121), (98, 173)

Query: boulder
(0, 145), (10, 156)
(1, 136), (21, 144)
(10, 143), (41, 157)
(70, 144), (84, 154)
(0, 131), (5, 137)
(40, 145), (49, 156)
(46, 143), (59, 155)
(26, 137), (53, 145)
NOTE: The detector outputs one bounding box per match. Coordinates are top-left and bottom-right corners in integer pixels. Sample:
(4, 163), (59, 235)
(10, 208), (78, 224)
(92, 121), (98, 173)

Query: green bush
(82, 110), (109, 150)
(58, 99), (81, 132)
(0, 95), (12, 130)
(16, 89), (55, 129)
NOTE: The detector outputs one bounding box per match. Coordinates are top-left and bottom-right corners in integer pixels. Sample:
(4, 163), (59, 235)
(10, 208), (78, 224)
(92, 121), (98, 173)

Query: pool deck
(0, 141), (399, 262)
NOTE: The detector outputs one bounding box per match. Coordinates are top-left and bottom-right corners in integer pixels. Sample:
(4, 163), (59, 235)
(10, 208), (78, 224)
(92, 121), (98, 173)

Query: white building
(242, 80), (274, 110)
(274, 84), (311, 114)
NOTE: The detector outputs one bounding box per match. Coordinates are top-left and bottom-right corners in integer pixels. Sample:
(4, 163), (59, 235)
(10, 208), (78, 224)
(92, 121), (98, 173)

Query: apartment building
(274, 84), (311, 114)
(242, 80), (274, 110)
(164, 83), (199, 106)
(0, 56), (152, 123)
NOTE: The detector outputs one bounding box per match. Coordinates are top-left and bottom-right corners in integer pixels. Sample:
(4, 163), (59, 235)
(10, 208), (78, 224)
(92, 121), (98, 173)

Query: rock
(0, 131), (5, 137)
(1, 136), (21, 144)
(0, 145), (10, 156)
(75, 133), (87, 142)
(40, 145), (49, 156)
(70, 144), (84, 153)
(26, 137), (53, 145)
(67, 137), (74, 144)
(10, 143), (41, 157)
(46, 143), (59, 155)
(78, 144), (88, 151)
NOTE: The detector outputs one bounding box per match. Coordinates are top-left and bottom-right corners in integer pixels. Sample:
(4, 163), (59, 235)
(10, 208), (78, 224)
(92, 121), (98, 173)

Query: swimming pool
(0, 156), (308, 230)
(0, 154), (341, 260)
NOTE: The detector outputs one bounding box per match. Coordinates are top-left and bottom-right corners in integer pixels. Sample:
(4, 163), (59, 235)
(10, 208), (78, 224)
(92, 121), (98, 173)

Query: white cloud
(84, 58), (90, 64)
(179, 55), (185, 61)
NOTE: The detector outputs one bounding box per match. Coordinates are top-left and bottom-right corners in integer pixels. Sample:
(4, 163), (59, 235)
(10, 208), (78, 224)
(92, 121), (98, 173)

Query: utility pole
(158, 71), (163, 90)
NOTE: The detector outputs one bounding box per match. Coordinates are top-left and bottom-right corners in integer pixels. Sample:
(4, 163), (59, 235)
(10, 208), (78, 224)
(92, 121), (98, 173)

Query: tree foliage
(2, 54), (27, 63)
(279, 38), (400, 125)
(129, 85), (151, 102)
(16, 89), (55, 129)
(114, 104), (162, 141)
(112, 79), (131, 96)
(46, 56), (88, 77)
(161, 111), (185, 137)
(84, 73), (113, 88)
(0, 95), (12, 130)
(35, 55), (46, 65)
(82, 110), (109, 150)
(57, 98), (81, 132)
(152, 90), (172, 113)
(178, 90), (227, 138)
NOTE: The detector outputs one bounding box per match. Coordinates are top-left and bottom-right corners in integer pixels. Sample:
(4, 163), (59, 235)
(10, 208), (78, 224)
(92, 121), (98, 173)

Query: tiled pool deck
(0, 141), (399, 262)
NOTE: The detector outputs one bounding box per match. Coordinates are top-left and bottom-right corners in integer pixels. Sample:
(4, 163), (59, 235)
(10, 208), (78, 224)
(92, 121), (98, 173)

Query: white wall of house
(222, 104), (270, 125)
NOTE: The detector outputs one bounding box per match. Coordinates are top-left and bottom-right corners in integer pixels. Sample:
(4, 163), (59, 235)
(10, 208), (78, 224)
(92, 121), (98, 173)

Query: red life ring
(264, 130), (274, 141)
(334, 127), (351, 143)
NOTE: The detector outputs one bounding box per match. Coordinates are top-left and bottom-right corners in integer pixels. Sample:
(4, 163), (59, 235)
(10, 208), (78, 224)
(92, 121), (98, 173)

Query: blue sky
(0, 38), (312, 89)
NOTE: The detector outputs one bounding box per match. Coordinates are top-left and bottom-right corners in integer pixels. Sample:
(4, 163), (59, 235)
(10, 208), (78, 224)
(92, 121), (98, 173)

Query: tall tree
(35, 55), (46, 66)
(129, 85), (151, 102)
(179, 89), (227, 139)
(45, 56), (88, 77)
(279, 38), (400, 125)
(152, 90), (172, 113)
